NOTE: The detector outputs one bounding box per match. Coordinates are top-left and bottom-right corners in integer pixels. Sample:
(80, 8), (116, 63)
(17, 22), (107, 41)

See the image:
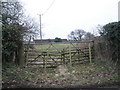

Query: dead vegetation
(2, 60), (119, 88)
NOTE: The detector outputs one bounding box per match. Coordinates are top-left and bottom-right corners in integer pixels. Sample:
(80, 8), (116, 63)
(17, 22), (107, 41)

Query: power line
(38, 0), (56, 39)
(42, 0), (56, 15)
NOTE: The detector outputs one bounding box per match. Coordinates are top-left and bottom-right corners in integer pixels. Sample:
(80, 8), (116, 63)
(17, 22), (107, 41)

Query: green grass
(34, 43), (76, 50)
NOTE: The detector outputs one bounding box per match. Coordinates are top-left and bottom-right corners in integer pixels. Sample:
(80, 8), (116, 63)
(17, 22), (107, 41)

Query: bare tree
(96, 24), (105, 36)
(84, 32), (95, 40)
(68, 29), (86, 41)
(22, 16), (39, 41)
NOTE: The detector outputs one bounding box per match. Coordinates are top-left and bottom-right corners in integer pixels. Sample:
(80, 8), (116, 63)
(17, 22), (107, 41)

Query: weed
(2, 59), (118, 88)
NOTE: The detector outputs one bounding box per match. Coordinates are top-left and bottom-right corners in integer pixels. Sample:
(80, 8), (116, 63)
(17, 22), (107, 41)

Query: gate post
(69, 45), (72, 66)
(89, 42), (92, 64)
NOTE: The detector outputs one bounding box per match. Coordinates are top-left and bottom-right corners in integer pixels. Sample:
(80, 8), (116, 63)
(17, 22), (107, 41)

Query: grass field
(34, 43), (79, 50)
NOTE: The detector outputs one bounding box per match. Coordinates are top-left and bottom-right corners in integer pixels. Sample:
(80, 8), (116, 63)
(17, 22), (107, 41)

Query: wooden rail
(26, 46), (94, 68)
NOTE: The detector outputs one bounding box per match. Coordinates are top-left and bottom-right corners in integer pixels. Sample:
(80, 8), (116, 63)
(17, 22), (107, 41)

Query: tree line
(68, 29), (95, 41)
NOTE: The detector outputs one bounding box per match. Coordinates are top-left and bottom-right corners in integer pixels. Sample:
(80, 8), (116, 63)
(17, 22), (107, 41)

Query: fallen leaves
(2, 61), (118, 88)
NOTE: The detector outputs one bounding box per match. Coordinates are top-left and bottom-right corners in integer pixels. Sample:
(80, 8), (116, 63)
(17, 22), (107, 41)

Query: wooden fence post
(44, 53), (48, 71)
(25, 50), (28, 66)
(89, 43), (92, 64)
(69, 45), (72, 66)
(42, 52), (47, 70)
(43, 53), (45, 68)
(25, 36), (31, 66)
(18, 42), (25, 66)
(61, 51), (62, 65)
(63, 49), (65, 64)
(92, 40), (95, 60)
(46, 54), (47, 69)
(61, 49), (65, 64)
(43, 56), (45, 68)
(77, 49), (80, 61)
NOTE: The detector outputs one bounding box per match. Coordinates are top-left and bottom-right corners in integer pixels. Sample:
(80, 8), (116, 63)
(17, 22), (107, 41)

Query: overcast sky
(20, 0), (119, 39)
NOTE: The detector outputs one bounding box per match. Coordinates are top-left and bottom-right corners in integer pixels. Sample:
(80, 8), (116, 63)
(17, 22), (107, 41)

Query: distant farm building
(33, 39), (68, 44)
